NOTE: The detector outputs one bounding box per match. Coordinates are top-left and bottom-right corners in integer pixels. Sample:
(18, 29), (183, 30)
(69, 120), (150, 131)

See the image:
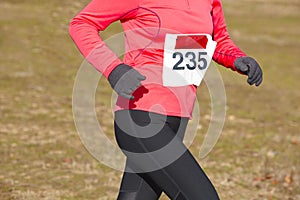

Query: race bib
(163, 34), (217, 87)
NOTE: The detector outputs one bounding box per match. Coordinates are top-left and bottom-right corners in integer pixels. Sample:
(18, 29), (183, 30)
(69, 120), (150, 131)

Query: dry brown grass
(0, 0), (299, 199)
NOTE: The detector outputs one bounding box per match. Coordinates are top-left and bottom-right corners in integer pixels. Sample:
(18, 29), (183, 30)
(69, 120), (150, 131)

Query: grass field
(0, 0), (299, 199)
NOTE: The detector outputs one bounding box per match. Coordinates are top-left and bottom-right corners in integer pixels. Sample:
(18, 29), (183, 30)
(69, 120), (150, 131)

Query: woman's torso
(115, 0), (215, 118)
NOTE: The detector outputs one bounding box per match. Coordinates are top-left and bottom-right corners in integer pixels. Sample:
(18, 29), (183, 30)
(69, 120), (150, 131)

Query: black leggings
(114, 110), (220, 200)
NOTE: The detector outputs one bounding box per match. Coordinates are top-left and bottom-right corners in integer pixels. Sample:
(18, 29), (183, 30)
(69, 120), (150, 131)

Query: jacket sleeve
(69, 0), (140, 78)
(211, 0), (246, 71)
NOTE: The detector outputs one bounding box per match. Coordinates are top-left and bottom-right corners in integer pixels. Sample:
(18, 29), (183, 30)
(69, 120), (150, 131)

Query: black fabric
(114, 110), (220, 200)
(108, 64), (146, 99)
(234, 56), (263, 86)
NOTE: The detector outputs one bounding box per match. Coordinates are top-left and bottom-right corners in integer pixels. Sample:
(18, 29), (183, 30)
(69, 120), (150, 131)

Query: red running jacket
(69, 0), (246, 118)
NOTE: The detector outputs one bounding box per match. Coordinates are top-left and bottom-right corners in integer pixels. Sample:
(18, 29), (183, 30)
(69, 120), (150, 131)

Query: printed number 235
(173, 51), (208, 70)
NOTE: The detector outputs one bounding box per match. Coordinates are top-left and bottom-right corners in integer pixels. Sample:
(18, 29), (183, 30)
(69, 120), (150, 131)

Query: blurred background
(0, 0), (299, 199)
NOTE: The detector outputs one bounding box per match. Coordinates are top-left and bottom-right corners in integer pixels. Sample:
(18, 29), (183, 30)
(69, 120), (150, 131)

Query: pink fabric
(69, 0), (246, 118)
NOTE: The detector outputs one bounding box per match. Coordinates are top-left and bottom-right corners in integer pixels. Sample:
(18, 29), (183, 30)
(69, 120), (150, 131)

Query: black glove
(234, 56), (263, 86)
(108, 64), (146, 100)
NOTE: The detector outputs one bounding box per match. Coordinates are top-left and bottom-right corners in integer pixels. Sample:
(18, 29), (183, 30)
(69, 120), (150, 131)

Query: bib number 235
(163, 34), (217, 87)
(173, 51), (208, 70)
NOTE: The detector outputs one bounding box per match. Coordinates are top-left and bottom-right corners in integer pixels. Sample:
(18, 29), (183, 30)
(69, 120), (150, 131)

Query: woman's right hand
(108, 64), (146, 100)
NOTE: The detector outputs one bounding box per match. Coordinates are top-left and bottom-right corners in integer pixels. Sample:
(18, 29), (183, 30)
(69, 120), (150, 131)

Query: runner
(69, 0), (263, 199)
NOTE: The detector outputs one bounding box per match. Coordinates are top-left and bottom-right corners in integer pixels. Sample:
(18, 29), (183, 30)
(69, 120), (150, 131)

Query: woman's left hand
(234, 56), (263, 86)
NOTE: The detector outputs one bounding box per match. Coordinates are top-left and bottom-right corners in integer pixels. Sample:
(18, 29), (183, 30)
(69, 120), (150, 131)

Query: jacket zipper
(185, 0), (190, 9)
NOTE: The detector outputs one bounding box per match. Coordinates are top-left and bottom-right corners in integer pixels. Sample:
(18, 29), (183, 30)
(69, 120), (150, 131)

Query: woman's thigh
(117, 170), (162, 200)
(114, 110), (219, 200)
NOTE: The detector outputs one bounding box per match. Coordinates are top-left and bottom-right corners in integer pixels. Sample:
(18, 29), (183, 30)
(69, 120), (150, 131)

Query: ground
(0, 0), (299, 199)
